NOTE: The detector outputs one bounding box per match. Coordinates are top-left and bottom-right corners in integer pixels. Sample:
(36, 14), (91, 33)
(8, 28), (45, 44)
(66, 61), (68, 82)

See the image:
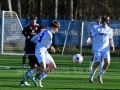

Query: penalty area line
(0, 66), (10, 70)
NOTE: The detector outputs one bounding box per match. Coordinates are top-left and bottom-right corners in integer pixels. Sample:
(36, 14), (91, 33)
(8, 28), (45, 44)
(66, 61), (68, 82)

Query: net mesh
(1, 11), (25, 54)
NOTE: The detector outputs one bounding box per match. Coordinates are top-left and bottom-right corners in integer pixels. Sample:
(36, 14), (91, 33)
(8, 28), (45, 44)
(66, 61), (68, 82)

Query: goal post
(0, 10), (24, 55)
(61, 20), (84, 56)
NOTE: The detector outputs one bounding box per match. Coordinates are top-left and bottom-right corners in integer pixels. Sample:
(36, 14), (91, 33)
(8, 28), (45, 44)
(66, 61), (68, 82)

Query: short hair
(30, 15), (37, 20)
(96, 15), (102, 19)
(102, 15), (110, 24)
(38, 25), (47, 30)
(38, 25), (47, 33)
(50, 20), (60, 28)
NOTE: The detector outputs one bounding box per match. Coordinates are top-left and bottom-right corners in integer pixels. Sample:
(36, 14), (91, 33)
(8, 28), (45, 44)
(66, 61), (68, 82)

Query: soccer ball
(73, 54), (83, 64)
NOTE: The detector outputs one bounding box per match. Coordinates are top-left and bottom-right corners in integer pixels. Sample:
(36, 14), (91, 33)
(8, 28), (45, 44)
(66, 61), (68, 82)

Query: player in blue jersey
(89, 16), (115, 83)
(20, 20), (60, 87)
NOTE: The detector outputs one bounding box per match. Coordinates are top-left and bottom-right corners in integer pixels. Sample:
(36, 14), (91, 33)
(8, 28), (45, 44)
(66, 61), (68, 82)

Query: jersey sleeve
(30, 33), (39, 43)
(109, 29), (113, 39)
(89, 25), (94, 34)
(90, 28), (97, 37)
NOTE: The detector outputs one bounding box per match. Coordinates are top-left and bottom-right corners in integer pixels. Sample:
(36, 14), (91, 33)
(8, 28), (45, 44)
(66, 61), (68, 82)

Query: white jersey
(91, 25), (113, 51)
(31, 28), (52, 49)
(90, 23), (102, 51)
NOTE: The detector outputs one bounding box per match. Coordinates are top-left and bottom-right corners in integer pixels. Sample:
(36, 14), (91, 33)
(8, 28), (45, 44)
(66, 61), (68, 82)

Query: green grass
(0, 54), (120, 90)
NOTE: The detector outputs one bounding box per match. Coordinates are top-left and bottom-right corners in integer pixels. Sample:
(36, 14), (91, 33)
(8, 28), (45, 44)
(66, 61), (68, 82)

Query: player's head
(96, 15), (102, 24)
(30, 15), (37, 20)
(102, 15), (110, 24)
(38, 25), (47, 33)
(102, 15), (110, 27)
(30, 15), (37, 24)
(50, 20), (60, 34)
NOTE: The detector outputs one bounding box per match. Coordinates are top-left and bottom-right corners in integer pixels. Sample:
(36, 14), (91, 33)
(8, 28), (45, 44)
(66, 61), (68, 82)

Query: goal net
(61, 20), (84, 56)
(0, 11), (24, 55)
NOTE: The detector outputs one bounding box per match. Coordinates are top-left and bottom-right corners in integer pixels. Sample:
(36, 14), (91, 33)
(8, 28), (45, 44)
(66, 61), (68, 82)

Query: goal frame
(61, 21), (84, 56)
(0, 10), (23, 55)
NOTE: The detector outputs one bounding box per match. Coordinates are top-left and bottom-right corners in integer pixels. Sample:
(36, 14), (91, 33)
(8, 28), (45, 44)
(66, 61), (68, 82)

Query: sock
(98, 70), (105, 76)
(90, 60), (94, 67)
(89, 60), (94, 71)
(26, 70), (34, 77)
(90, 71), (95, 78)
(22, 55), (26, 64)
(38, 72), (47, 80)
(100, 61), (104, 69)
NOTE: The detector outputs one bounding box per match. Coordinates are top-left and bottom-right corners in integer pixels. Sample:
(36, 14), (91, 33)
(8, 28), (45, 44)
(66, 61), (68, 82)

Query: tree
(38, 0), (43, 19)
(0, 2), (1, 10)
(4, 0), (12, 11)
(12, 0), (21, 18)
(69, 0), (73, 20)
(52, 0), (58, 19)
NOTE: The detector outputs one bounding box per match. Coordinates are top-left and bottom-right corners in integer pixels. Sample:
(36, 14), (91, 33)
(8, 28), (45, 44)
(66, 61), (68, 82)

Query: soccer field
(0, 54), (119, 90)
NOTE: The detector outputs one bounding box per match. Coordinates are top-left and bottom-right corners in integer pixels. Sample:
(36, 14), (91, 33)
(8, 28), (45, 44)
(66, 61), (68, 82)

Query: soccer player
(85, 15), (104, 71)
(21, 15), (39, 68)
(89, 16), (115, 83)
(20, 20), (60, 87)
(20, 25), (47, 86)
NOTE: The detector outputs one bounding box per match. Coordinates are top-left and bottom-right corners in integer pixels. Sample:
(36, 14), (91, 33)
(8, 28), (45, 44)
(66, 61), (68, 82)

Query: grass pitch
(0, 54), (120, 90)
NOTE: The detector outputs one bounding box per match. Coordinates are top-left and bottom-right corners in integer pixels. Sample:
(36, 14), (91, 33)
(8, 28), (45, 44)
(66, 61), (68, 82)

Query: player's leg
(31, 49), (47, 87)
(22, 53), (27, 68)
(32, 52), (56, 87)
(20, 55), (42, 86)
(20, 62), (44, 86)
(31, 60), (46, 87)
(99, 58), (104, 70)
(22, 44), (27, 68)
(97, 51), (110, 83)
(89, 51), (102, 83)
(89, 53), (94, 72)
(28, 55), (38, 69)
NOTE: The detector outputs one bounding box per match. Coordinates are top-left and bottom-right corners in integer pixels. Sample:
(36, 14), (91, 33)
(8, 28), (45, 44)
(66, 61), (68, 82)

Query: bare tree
(73, 0), (79, 19)
(12, 0), (21, 18)
(0, 2), (1, 10)
(38, 0), (43, 19)
(4, 0), (12, 11)
(52, 0), (58, 19)
(69, 0), (73, 20)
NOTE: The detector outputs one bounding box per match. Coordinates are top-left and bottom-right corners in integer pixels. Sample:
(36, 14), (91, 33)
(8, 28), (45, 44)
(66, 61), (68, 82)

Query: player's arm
(85, 36), (92, 45)
(85, 26), (94, 45)
(50, 34), (56, 53)
(22, 26), (30, 39)
(22, 27), (27, 37)
(109, 29), (115, 51)
(109, 38), (115, 51)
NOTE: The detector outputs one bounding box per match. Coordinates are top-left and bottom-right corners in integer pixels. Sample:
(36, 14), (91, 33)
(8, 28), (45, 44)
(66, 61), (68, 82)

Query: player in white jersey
(20, 20), (60, 87)
(85, 15), (104, 71)
(89, 16), (115, 83)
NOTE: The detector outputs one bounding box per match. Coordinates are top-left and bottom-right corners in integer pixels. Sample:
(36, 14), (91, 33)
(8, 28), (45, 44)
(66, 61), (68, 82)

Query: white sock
(98, 70), (105, 76)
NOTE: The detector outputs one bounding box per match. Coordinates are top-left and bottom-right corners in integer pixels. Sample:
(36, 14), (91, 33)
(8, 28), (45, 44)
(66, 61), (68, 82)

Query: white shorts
(35, 47), (54, 64)
(94, 51), (110, 62)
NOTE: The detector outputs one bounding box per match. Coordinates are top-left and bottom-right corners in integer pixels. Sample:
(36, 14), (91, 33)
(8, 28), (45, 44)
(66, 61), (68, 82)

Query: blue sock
(38, 72), (47, 80)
